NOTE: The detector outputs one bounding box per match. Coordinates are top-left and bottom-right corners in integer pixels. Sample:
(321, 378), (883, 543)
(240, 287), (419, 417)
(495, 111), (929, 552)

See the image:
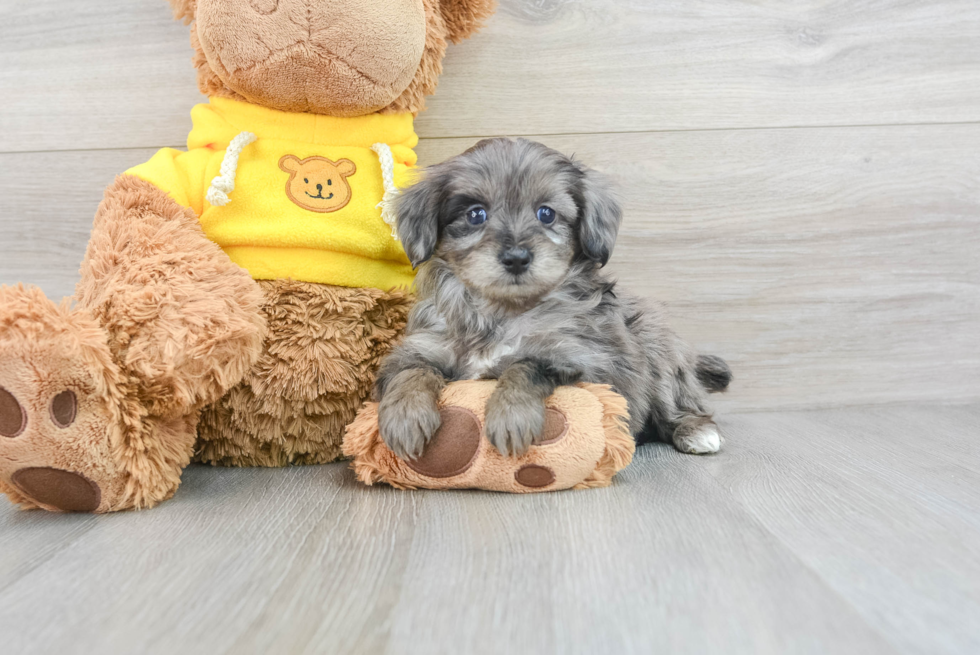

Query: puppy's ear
(440, 0), (497, 44)
(395, 172), (442, 268)
(576, 167), (623, 267)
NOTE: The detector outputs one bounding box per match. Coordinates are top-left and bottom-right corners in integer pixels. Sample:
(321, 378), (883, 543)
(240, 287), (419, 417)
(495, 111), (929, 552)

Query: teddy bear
(0, 0), (496, 513)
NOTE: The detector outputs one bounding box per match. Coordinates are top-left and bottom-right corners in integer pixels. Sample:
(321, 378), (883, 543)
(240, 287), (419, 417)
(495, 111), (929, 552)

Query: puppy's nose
(500, 247), (533, 274)
(316, 183), (323, 193)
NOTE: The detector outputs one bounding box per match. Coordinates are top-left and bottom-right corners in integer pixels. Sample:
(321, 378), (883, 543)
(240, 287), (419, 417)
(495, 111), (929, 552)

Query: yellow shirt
(127, 97), (417, 290)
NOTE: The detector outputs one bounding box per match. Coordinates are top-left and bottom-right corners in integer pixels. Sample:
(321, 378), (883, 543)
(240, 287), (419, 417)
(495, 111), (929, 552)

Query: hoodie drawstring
(371, 142), (400, 239)
(206, 131), (257, 207)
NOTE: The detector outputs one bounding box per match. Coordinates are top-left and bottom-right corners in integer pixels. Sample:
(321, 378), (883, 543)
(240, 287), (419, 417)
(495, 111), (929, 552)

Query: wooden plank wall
(0, 0), (978, 412)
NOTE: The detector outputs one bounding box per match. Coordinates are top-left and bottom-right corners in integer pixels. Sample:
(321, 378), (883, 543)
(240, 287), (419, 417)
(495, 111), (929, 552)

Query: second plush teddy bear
(0, 0), (495, 513)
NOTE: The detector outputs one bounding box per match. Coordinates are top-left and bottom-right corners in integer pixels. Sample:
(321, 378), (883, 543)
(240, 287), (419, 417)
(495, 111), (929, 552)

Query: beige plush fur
(176, 0), (495, 116)
(0, 1), (495, 512)
(343, 381), (635, 492)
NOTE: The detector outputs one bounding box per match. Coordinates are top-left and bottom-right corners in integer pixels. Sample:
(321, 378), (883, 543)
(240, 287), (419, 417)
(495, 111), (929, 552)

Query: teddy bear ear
(166, 0), (197, 24)
(278, 155), (301, 173)
(336, 160), (357, 177)
(440, 0), (497, 44)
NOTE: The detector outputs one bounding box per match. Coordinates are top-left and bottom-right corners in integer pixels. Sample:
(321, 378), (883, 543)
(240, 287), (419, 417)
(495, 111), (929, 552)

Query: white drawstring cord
(371, 142), (399, 239)
(206, 131), (257, 206)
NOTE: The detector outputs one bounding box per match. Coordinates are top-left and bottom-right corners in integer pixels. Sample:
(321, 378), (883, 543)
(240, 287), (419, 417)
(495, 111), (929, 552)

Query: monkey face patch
(278, 155), (356, 213)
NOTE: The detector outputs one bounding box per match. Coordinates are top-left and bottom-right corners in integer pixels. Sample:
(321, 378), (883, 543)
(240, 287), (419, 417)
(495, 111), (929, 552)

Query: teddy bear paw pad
(405, 406), (481, 478)
(0, 386), (27, 438)
(515, 464), (556, 488)
(536, 408), (568, 445)
(10, 467), (101, 513)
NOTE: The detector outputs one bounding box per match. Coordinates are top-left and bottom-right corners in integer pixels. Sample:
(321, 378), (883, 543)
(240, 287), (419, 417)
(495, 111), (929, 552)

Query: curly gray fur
(375, 138), (731, 459)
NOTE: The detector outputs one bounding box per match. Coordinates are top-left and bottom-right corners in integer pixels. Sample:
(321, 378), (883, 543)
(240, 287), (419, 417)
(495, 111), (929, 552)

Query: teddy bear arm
(74, 174), (266, 418)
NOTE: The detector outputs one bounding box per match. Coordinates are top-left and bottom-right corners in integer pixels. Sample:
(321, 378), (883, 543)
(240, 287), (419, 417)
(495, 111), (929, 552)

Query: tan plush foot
(343, 381), (635, 492)
(0, 286), (127, 513)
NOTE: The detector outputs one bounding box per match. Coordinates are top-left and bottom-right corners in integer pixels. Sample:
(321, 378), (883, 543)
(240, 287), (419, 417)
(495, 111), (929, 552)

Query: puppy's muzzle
(499, 247), (533, 275)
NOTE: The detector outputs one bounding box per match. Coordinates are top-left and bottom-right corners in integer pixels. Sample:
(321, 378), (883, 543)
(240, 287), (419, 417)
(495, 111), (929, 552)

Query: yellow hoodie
(127, 97), (417, 291)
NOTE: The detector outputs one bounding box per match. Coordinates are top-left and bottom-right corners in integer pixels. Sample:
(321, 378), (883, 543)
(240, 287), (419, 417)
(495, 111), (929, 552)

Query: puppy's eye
(536, 206), (556, 225)
(304, 178), (309, 184)
(467, 207), (488, 226)
(327, 179), (332, 185)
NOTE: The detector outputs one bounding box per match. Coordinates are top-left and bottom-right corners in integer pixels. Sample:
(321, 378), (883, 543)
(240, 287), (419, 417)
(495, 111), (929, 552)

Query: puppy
(375, 138), (731, 460)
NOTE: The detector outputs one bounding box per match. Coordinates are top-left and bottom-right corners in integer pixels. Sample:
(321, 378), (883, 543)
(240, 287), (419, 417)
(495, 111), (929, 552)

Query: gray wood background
(1, 0), (978, 412)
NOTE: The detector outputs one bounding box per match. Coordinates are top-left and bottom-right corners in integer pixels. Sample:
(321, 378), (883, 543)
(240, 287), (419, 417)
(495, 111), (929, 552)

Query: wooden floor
(1, 403), (977, 654)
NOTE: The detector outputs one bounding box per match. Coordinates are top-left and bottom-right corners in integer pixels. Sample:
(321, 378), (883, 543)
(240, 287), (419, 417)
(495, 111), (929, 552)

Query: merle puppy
(375, 138), (731, 460)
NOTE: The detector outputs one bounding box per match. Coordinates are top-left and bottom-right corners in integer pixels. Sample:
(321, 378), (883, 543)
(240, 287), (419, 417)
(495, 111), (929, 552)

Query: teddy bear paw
(0, 287), (125, 512)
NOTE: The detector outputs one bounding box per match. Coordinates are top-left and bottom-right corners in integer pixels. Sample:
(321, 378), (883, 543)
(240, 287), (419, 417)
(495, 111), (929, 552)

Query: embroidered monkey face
(279, 155), (357, 213)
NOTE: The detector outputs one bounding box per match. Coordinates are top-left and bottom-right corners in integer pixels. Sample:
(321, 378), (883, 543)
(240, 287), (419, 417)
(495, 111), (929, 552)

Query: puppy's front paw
(485, 387), (546, 457)
(378, 389), (442, 460)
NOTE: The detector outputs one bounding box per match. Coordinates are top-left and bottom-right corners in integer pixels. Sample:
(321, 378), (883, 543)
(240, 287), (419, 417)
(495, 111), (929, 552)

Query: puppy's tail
(696, 354), (732, 393)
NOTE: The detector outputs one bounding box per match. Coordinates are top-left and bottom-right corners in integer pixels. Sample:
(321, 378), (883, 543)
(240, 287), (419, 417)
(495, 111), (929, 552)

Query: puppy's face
(432, 141), (582, 301)
(396, 139), (622, 303)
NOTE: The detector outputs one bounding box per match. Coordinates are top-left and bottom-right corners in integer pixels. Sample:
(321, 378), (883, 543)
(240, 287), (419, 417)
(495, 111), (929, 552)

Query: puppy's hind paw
(672, 421), (722, 455)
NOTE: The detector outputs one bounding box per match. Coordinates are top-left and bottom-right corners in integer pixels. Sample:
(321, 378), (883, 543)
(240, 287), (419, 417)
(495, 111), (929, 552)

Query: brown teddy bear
(0, 0), (495, 513)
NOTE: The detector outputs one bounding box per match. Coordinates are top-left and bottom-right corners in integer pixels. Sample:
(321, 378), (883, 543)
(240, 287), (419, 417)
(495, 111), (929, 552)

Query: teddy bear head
(167, 0), (495, 117)
(278, 154), (357, 213)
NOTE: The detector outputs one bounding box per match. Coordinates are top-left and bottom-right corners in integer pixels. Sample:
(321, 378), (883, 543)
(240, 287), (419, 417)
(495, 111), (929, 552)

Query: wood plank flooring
(1, 403), (976, 655)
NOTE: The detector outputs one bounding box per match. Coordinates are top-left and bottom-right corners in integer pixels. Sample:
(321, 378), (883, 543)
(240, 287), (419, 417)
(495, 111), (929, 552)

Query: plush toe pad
(0, 387), (27, 438)
(406, 407), (481, 478)
(537, 409), (569, 445)
(50, 390), (77, 428)
(515, 464), (556, 488)
(11, 467), (101, 512)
